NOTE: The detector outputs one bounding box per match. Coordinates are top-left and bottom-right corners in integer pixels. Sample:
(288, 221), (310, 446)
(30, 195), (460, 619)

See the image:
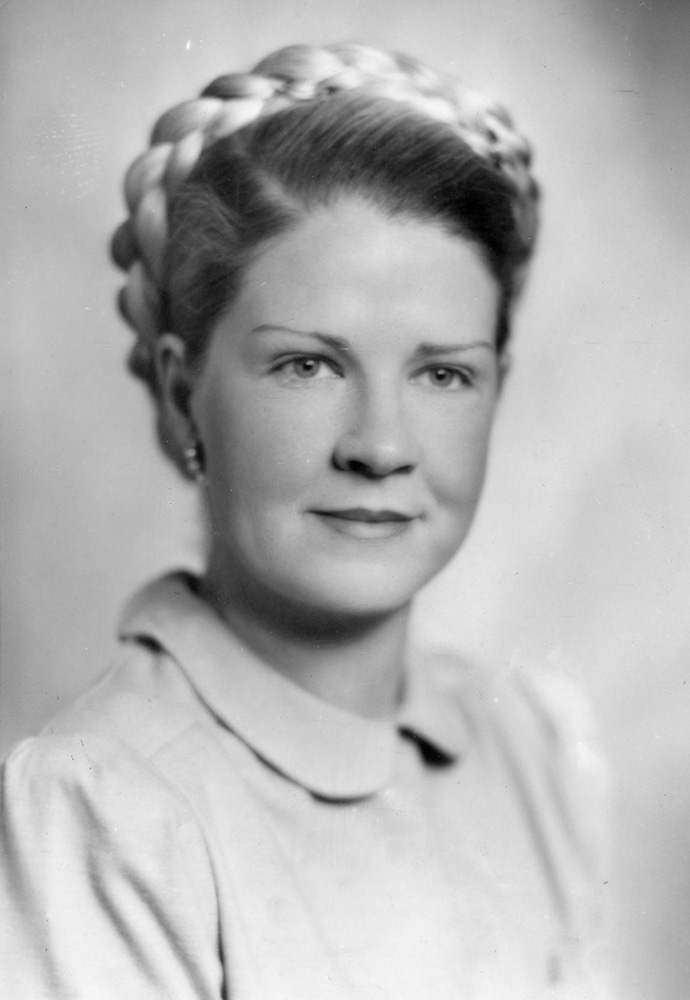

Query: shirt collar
(119, 573), (469, 800)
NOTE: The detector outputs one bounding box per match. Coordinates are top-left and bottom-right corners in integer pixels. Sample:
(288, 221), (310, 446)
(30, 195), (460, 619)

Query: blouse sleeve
(510, 668), (614, 998)
(0, 733), (224, 1000)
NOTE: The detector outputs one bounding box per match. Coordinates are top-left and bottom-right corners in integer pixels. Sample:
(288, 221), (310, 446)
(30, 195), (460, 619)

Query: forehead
(229, 197), (500, 341)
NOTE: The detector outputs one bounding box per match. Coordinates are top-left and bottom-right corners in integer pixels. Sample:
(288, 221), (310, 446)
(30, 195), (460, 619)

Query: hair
(111, 43), (539, 455)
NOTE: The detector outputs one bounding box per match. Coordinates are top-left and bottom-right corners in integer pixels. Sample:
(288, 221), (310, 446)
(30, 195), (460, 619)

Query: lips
(314, 508), (412, 523)
(309, 507), (417, 540)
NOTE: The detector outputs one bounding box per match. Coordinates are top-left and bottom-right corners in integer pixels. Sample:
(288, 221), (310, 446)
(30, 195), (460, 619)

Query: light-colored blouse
(0, 573), (609, 999)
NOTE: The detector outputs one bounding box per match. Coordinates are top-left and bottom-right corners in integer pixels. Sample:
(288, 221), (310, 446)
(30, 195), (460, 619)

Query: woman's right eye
(275, 356), (340, 380)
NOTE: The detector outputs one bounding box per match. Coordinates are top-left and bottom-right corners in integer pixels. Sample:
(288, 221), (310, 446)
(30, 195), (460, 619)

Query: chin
(282, 562), (437, 621)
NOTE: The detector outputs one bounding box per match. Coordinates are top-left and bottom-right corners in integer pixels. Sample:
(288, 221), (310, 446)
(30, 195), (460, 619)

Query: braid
(112, 43), (538, 394)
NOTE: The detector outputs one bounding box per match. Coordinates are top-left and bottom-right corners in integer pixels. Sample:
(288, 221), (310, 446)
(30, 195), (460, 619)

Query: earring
(183, 441), (205, 483)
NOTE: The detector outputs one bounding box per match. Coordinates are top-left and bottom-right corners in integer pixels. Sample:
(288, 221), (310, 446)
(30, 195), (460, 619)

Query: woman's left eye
(415, 366), (473, 390)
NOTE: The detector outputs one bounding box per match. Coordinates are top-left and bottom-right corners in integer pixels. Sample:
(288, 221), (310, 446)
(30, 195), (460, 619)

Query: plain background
(2, 1), (690, 996)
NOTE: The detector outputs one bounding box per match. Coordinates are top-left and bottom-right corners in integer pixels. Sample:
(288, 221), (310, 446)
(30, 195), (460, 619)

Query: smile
(317, 508), (412, 523)
(311, 509), (416, 539)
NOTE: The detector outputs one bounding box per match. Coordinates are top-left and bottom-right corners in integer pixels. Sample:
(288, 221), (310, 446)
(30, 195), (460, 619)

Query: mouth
(314, 508), (413, 523)
(310, 508), (417, 539)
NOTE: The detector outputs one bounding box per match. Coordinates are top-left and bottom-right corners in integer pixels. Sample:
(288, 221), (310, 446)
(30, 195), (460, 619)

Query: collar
(119, 573), (469, 800)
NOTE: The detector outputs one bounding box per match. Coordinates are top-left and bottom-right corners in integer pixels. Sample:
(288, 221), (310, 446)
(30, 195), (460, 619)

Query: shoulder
(31, 572), (219, 763)
(0, 726), (218, 928)
(39, 638), (208, 760)
(425, 648), (609, 858)
(0, 715), (223, 998)
(2, 726), (193, 831)
(426, 649), (612, 984)
(427, 647), (603, 767)
(1, 706), (220, 922)
(1, 638), (214, 832)
(0, 636), (219, 840)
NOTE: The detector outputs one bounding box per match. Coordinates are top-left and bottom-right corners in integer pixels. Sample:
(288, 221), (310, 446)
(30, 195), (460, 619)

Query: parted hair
(112, 42), (540, 407)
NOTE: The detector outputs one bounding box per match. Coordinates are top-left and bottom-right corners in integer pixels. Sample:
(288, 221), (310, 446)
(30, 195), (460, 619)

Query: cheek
(425, 418), (495, 521)
(201, 389), (330, 506)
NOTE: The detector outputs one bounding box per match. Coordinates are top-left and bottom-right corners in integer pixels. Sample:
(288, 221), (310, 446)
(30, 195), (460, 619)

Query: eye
(414, 365), (473, 390)
(290, 357), (325, 379)
(274, 355), (341, 382)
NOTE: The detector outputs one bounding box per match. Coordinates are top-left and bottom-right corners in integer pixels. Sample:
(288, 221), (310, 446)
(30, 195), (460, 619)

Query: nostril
(335, 456), (414, 479)
(346, 459), (379, 479)
(332, 418), (420, 477)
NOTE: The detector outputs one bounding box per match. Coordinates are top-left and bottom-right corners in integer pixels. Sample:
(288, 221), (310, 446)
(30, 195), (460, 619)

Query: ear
(154, 334), (198, 473)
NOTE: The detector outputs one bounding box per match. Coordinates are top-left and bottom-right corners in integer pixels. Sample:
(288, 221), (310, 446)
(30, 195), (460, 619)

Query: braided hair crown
(112, 42), (539, 395)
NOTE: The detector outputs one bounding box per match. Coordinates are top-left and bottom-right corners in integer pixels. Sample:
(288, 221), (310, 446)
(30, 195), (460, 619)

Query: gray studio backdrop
(2, 1), (690, 997)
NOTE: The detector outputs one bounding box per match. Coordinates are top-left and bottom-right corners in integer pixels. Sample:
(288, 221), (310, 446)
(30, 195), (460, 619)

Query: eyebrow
(251, 325), (351, 353)
(414, 341), (496, 357)
(251, 325), (495, 356)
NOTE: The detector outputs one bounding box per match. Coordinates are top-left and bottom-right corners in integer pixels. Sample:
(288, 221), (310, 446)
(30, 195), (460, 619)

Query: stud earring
(183, 441), (205, 483)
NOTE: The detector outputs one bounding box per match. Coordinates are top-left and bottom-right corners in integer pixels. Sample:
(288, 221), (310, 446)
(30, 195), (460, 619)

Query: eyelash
(272, 355), (476, 390)
(413, 365), (475, 390)
(273, 356), (342, 381)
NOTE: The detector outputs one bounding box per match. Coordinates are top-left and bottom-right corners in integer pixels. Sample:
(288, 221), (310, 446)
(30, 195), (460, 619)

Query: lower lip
(312, 513), (414, 539)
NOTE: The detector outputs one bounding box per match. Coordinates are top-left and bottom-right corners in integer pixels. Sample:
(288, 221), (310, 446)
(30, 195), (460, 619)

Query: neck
(197, 568), (411, 719)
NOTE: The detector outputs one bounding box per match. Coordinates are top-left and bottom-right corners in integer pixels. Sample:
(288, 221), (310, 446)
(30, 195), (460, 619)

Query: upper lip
(313, 508), (414, 522)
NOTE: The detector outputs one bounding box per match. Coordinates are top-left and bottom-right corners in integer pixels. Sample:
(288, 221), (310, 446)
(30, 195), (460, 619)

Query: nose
(332, 382), (420, 478)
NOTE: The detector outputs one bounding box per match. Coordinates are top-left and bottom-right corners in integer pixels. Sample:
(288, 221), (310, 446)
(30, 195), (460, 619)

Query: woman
(0, 43), (607, 999)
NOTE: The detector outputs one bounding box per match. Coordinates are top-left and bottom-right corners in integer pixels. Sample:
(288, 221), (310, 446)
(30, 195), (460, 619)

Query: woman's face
(190, 197), (502, 620)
